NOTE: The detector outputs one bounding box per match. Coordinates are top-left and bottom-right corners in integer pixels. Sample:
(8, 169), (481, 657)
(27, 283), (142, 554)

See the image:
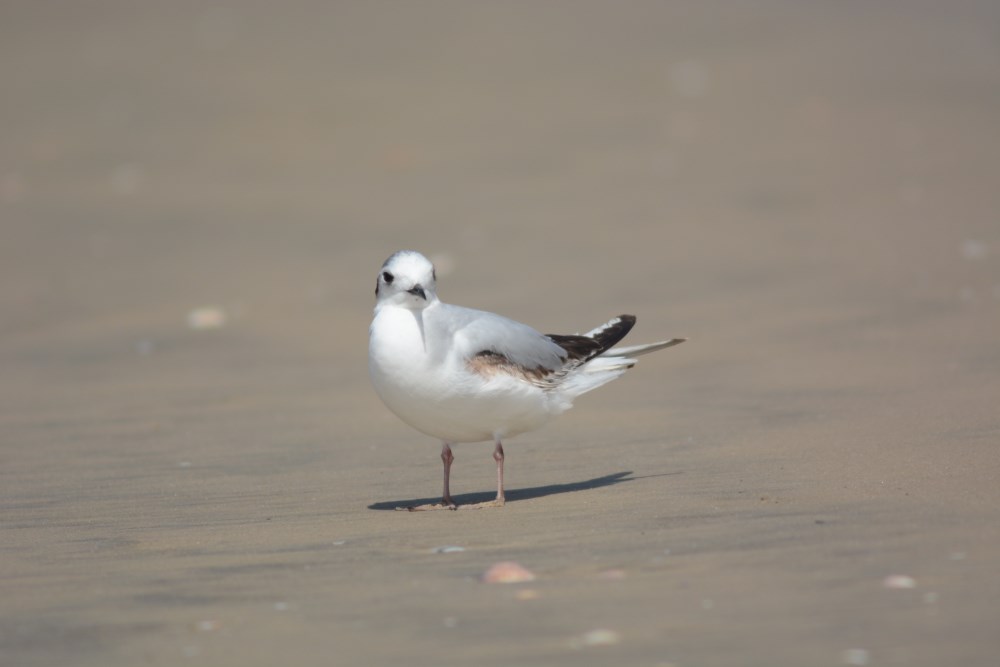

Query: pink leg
(493, 441), (505, 506)
(406, 441), (504, 511)
(441, 443), (456, 508)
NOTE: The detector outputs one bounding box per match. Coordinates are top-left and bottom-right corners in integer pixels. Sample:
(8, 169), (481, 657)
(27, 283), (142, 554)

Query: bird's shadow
(368, 470), (678, 510)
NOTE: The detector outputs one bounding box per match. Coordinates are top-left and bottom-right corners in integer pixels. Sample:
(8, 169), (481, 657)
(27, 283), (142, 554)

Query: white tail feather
(558, 356), (633, 398)
(605, 338), (686, 358)
(559, 336), (685, 399)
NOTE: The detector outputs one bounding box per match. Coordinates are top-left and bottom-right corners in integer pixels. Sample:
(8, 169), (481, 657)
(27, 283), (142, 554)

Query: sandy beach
(2, 2), (999, 665)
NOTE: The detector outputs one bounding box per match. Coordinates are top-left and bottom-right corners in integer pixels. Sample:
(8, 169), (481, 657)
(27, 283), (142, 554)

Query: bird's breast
(369, 307), (429, 386)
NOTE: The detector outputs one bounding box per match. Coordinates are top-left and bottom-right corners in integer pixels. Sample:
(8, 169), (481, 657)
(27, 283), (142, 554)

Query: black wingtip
(592, 315), (635, 350)
(546, 315), (637, 362)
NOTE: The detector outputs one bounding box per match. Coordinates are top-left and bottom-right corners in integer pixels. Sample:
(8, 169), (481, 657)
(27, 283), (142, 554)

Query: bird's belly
(370, 321), (552, 442)
(373, 370), (553, 443)
(451, 395), (549, 442)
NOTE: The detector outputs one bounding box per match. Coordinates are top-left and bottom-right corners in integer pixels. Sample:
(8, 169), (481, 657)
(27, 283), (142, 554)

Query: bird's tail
(552, 355), (636, 403)
(603, 338), (686, 358)
(550, 316), (686, 401)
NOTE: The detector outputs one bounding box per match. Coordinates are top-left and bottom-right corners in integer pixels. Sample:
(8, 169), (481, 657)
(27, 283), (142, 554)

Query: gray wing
(431, 303), (568, 372)
(430, 305), (641, 389)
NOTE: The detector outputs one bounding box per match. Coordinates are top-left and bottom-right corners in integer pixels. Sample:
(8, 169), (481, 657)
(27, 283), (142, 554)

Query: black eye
(382, 271), (394, 284)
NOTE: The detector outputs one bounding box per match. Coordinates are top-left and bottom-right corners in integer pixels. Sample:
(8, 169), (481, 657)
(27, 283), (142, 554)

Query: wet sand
(2, 2), (999, 665)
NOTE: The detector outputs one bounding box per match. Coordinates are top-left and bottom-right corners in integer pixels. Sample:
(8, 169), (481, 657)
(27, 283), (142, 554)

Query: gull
(368, 250), (685, 510)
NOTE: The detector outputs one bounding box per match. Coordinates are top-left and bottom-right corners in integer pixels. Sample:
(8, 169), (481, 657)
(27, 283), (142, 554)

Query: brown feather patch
(466, 316), (638, 389)
(467, 350), (552, 386)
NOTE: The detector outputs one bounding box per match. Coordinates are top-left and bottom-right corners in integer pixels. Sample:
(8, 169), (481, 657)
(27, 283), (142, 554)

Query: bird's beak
(407, 285), (426, 300)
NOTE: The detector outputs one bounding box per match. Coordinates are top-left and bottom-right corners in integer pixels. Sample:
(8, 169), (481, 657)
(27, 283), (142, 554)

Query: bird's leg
(408, 441), (506, 511)
(493, 441), (505, 506)
(441, 442), (456, 508)
(458, 440), (507, 509)
(402, 442), (457, 511)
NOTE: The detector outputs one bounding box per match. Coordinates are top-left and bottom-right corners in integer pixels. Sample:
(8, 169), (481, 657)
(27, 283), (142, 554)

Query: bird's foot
(457, 497), (505, 510)
(396, 498), (506, 511)
(397, 499), (458, 512)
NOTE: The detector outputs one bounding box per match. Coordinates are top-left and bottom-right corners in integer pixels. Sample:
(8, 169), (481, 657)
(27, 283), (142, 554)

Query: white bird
(368, 250), (685, 510)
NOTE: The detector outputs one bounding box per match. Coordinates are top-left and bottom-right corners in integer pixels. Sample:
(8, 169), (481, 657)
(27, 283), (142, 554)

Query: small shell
(481, 561), (536, 583)
(187, 306), (227, 330)
(433, 545), (465, 554)
(596, 568), (627, 580)
(842, 648), (870, 666)
(883, 574), (917, 589)
(570, 629), (621, 649)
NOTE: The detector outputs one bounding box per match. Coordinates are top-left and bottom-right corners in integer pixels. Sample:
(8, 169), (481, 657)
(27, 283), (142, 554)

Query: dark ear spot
(382, 271), (394, 284)
(432, 268), (437, 282)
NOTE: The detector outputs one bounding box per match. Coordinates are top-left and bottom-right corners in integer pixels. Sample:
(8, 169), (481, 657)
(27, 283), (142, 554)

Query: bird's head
(375, 250), (438, 309)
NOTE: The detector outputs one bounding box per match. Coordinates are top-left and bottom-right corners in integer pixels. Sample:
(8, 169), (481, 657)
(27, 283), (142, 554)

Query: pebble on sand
(883, 574), (917, 589)
(962, 239), (989, 261)
(187, 306), (227, 330)
(135, 339), (155, 356)
(433, 545), (465, 554)
(842, 648), (870, 665)
(481, 561), (536, 583)
(596, 568), (627, 580)
(569, 629), (621, 649)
